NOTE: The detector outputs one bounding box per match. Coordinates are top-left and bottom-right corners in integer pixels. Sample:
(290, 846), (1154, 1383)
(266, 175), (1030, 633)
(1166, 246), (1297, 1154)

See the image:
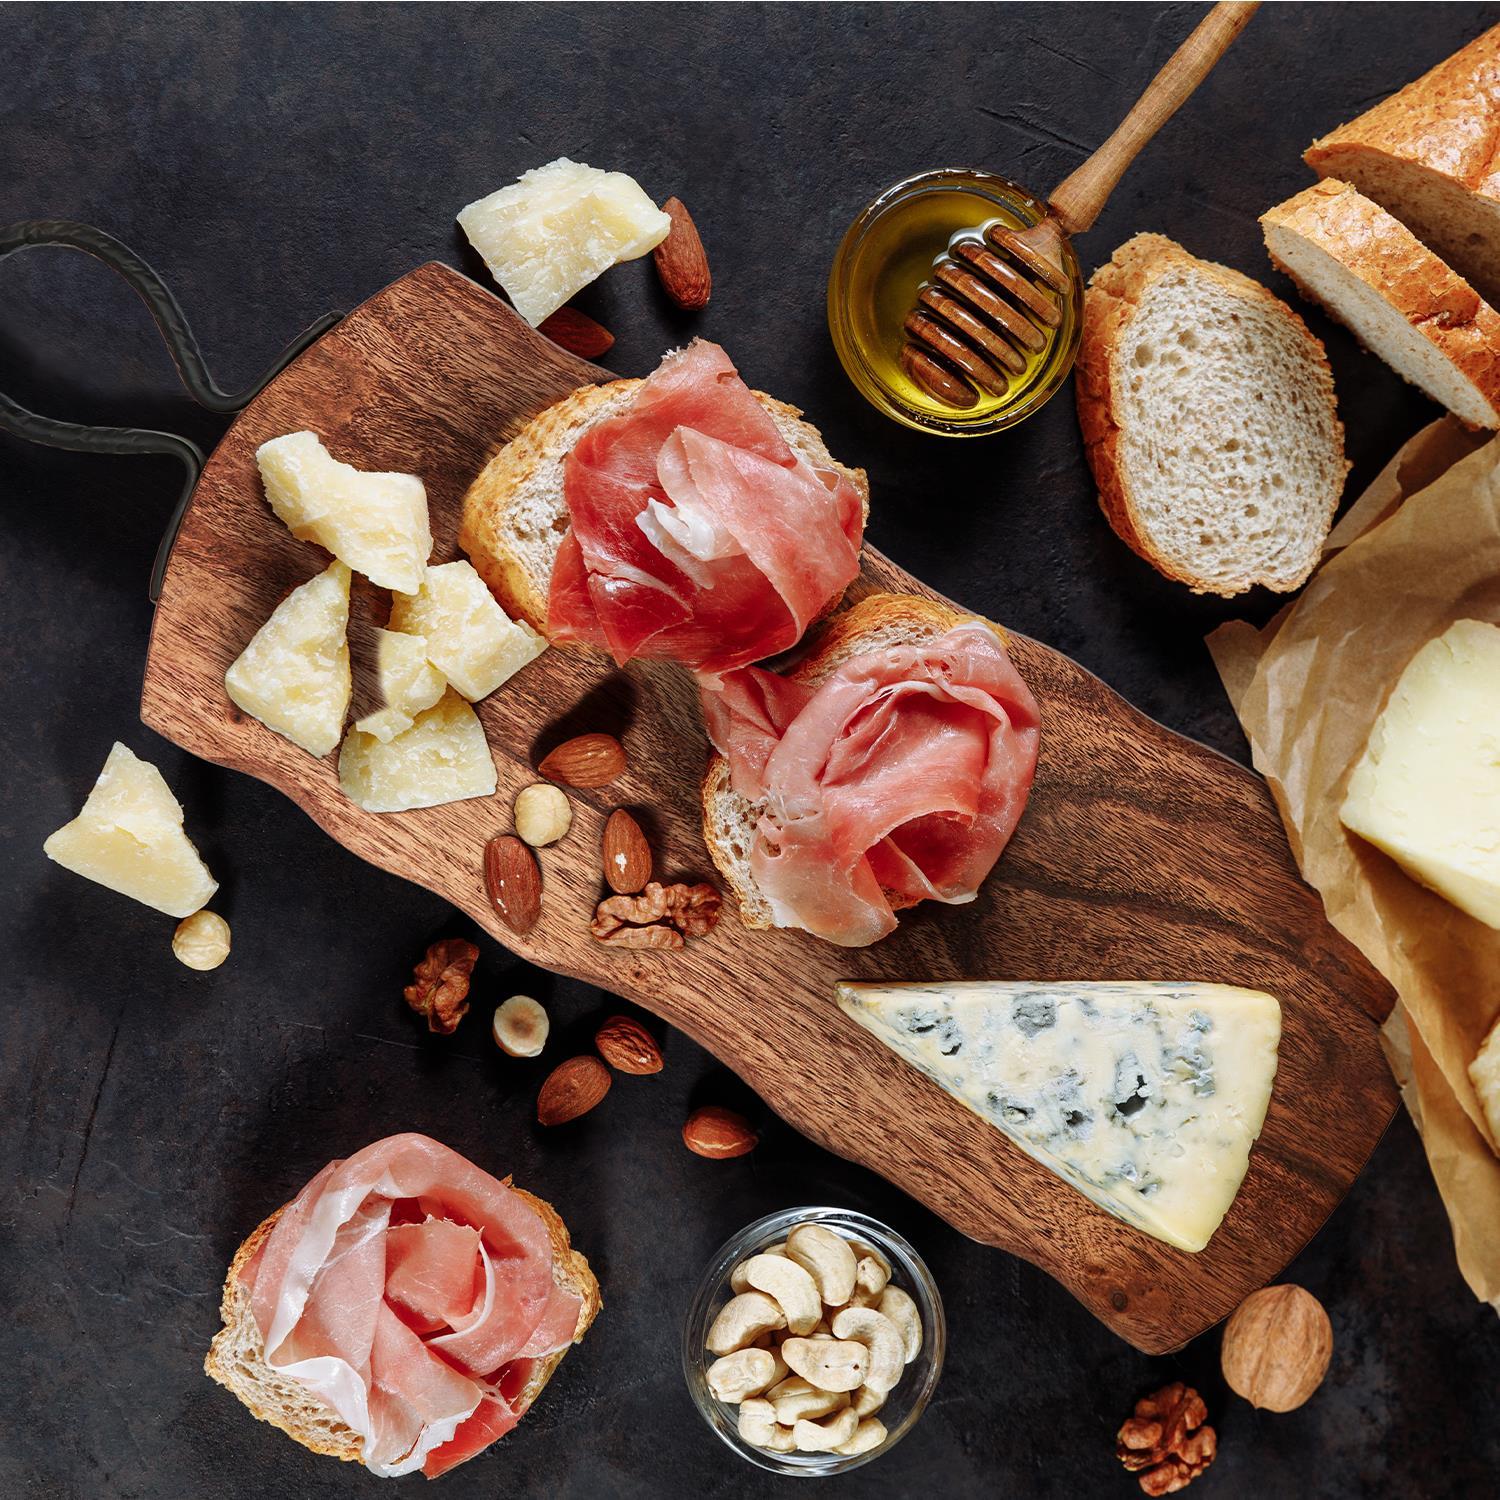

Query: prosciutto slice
(703, 620), (1040, 947)
(548, 341), (863, 677)
(239, 1134), (581, 1479)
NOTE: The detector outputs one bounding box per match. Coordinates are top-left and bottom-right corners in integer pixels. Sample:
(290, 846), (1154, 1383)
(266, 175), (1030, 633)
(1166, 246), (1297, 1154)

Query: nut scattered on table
(595, 1014), (664, 1074)
(537, 305), (615, 359)
(683, 1105), (758, 1159)
(654, 196), (712, 309)
(536, 1055), (611, 1125)
(493, 994), (549, 1057)
(1220, 1283), (1332, 1412)
(403, 938), (479, 1034)
(514, 782), (573, 847)
(602, 808), (652, 893)
(484, 834), (542, 935)
(1116, 1382), (1217, 1495)
(538, 732), (627, 787)
(172, 910), (231, 971)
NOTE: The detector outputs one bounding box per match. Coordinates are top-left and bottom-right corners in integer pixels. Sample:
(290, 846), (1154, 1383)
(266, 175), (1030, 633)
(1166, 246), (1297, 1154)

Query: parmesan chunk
(338, 691), (497, 813)
(354, 627), (447, 744)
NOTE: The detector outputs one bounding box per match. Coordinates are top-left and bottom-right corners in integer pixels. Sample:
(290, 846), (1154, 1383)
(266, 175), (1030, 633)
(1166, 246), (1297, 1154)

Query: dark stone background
(3, 4), (1498, 1497)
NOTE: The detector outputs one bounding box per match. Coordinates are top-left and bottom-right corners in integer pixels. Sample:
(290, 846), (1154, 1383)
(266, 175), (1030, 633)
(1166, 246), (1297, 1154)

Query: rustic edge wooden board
(141, 262), (1398, 1353)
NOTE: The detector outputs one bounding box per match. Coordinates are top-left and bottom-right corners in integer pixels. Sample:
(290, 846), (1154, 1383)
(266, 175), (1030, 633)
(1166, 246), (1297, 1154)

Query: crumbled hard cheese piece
(339, 691), (497, 813)
(835, 980), (1282, 1253)
(389, 560), (546, 702)
(1340, 618), (1500, 929)
(355, 627), (447, 743)
(256, 431), (432, 594)
(44, 743), (218, 918)
(457, 157), (671, 326)
(225, 561), (352, 757)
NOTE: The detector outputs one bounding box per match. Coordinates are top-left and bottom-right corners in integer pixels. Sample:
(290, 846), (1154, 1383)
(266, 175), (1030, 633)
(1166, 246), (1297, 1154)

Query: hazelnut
(1220, 1284), (1332, 1412)
(514, 783), (572, 847)
(172, 910), (231, 971)
(492, 994), (549, 1058)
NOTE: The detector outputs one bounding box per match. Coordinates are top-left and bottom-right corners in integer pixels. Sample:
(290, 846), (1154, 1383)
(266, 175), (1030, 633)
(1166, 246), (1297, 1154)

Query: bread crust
(458, 377), (870, 637)
(1262, 179), (1500, 427)
(700, 593), (1001, 932)
(1076, 232), (1345, 596)
(1305, 26), (1500, 204)
(204, 1184), (600, 1470)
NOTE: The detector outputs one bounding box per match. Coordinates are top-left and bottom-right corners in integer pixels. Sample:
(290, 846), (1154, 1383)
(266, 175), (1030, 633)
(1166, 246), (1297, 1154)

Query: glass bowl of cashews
(682, 1206), (946, 1475)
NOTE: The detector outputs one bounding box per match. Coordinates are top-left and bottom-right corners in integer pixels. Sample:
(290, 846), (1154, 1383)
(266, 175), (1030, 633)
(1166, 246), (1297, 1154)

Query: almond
(683, 1104), (757, 1159)
(484, 834), (541, 936)
(654, 197), (711, 310)
(602, 808), (652, 894)
(538, 732), (627, 788)
(595, 1014), (664, 1074)
(537, 1055), (612, 1126)
(538, 305), (615, 360)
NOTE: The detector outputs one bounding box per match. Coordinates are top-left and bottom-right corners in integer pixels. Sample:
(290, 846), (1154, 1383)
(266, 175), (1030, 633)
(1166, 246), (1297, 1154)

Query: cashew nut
(793, 1405), (859, 1453)
(737, 1397), (778, 1445)
(830, 1306), (905, 1396)
(729, 1241), (786, 1293)
(706, 1346), (777, 1403)
(834, 1416), (888, 1457)
(780, 1336), (869, 1393)
(707, 1291), (787, 1355)
(769, 1377), (848, 1425)
(743, 1253), (822, 1336)
(763, 1424), (797, 1453)
(852, 1384), (886, 1419)
(854, 1254), (890, 1298)
(877, 1285), (923, 1363)
(786, 1223), (858, 1307)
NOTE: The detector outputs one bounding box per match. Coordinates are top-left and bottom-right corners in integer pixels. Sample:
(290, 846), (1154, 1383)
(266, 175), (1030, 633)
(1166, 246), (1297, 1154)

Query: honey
(828, 169), (1083, 437)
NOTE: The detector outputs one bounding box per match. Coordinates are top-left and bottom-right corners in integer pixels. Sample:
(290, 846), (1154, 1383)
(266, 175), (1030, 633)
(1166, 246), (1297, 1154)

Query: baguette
(459, 378), (870, 636)
(1262, 179), (1500, 429)
(204, 1186), (600, 1468)
(702, 593), (993, 930)
(1305, 26), (1500, 306)
(1076, 233), (1347, 597)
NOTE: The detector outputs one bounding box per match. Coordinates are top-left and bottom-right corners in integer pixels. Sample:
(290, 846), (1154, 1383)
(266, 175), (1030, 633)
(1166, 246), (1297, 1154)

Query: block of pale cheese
(354, 627), (447, 744)
(1340, 619), (1500, 929)
(835, 980), (1282, 1252)
(226, 561), (352, 758)
(1470, 1018), (1500, 1152)
(389, 560), (546, 701)
(256, 432), (432, 594)
(44, 743), (218, 918)
(338, 691), (497, 813)
(457, 157), (671, 326)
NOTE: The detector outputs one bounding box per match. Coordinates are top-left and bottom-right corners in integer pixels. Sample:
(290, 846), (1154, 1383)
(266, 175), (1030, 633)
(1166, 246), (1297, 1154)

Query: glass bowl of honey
(827, 168), (1084, 437)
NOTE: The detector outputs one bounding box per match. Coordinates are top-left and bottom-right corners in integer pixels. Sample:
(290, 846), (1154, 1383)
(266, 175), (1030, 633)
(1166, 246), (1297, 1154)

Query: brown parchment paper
(1207, 417), (1500, 1309)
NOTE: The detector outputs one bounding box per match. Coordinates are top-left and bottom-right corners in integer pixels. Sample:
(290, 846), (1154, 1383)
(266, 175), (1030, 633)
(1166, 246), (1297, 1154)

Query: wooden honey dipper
(901, 1), (1260, 409)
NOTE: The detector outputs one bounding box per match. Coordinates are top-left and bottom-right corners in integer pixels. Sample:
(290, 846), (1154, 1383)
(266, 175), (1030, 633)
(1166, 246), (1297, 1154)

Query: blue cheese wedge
(835, 981), (1282, 1252)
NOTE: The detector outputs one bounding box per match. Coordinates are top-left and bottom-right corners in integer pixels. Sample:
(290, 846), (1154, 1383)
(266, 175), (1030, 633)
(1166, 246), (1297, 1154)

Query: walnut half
(404, 938), (479, 1034)
(1116, 1382), (1217, 1495)
(589, 880), (721, 948)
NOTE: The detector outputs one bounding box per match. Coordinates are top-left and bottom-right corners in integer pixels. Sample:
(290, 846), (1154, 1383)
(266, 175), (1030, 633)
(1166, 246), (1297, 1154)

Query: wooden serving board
(142, 262), (1398, 1353)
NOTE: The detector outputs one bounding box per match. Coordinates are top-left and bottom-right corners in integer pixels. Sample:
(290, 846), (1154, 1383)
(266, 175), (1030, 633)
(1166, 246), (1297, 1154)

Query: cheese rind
(338, 691), (497, 813)
(1340, 619), (1500, 929)
(457, 158), (671, 326)
(256, 432), (432, 594)
(354, 628), (447, 743)
(44, 743), (218, 918)
(226, 561), (352, 757)
(389, 561), (545, 701)
(835, 981), (1282, 1253)
(1470, 1018), (1500, 1153)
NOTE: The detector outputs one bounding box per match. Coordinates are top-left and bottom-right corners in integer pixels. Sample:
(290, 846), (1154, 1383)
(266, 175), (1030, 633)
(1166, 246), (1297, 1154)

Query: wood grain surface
(140, 261), (1397, 1353)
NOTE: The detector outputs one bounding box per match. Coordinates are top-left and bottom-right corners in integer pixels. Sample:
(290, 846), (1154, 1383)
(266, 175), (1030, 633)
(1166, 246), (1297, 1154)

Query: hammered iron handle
(0, 220), (340, 600)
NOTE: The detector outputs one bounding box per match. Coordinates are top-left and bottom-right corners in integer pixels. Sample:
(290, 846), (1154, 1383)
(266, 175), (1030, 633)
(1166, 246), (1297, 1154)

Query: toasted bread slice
(1305, 26), (1500, 307)
(458, 377), (870, 636)
(1262, 179), (1500, 429)
(1076, 233), (1347, 598)
(204, 1186), (600, 1469)
(702, 593), (997, 931)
